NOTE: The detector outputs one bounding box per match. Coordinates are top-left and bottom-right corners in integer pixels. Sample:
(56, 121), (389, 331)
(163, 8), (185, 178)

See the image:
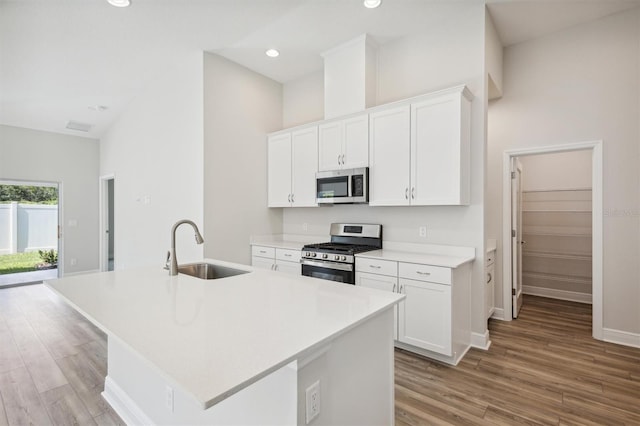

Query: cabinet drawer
(399, 262), (451, 285)
(356, 258), (397, 276)
(251, 246), (275, 258)
(276, 248), (301, 262)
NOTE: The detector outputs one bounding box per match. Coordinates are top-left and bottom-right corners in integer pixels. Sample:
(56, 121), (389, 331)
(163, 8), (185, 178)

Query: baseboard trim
(102, 376), (154, 426)
(491, 308), (505, 321)
(602, 328), (640, 349)
(470, 331), (491, 350)
(63, 269), (100, 277)
(523, 286), (592, 304)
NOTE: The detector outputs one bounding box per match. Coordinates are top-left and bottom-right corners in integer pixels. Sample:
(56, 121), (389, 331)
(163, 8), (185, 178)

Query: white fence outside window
(0, 202), (58, 254)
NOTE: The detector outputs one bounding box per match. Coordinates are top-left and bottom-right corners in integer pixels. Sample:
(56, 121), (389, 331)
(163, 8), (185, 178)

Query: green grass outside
(0, 251), (48, 275)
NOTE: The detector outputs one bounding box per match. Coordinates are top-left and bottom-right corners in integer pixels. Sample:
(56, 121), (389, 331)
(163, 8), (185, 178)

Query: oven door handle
(300, 259), (354, 272)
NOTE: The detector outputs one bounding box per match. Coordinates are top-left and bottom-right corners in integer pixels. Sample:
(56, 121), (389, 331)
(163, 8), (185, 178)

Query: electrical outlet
(165, 385), (174, 412)
(305, 380), (320, 424)
(70, 258), (77, 266)
(419, 226), (427, 238)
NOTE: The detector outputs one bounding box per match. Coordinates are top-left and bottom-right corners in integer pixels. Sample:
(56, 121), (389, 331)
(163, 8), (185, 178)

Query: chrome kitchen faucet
(167, 219), (204, 276)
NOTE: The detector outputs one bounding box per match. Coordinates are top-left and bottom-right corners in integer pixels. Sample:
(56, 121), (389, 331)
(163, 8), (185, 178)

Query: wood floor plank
(0, 329), (25, 375)
(40, 384), (96, 426)
(0, 367), (52, 426)
(56, 352), (110, 417)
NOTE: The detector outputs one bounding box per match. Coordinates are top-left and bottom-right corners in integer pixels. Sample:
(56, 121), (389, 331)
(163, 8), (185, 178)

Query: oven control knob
(311, 252), (317, 258)
(341, 255), (347, 261)
(334, 255), (340, 260)
(322, 254), (328, 259)
(305, 251), (310, 257)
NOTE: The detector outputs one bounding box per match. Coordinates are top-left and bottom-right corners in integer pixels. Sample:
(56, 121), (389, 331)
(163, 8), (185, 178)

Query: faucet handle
(164, 251), (171, 270)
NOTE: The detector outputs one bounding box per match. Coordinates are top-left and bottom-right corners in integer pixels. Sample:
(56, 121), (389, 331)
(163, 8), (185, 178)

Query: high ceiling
(1, 0), (639, 139)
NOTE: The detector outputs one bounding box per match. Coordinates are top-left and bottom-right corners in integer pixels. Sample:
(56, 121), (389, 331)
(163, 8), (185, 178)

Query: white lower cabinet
(356, 255), (471, 365)
(397, 278), (451, 355)
(356, 271), (399, 340)
(251, 245), (301, 276)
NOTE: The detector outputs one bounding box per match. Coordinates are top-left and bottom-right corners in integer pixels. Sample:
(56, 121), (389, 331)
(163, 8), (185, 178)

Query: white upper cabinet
(267, 126), (318, 208)
(369, 86), (472, 206)
(318, 114), (368, 171)
(369, 105), (411, 206)
(291, 126), (319, 207)
(411, 89), (471, 205)
(267, 133), (292, 207)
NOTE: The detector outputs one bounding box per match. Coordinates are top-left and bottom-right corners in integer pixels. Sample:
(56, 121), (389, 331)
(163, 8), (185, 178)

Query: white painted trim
(99, 174), (115, 272)
(63, 269), (100, 277)
(602, 328), (640, 349)
(470, 331), (491, 350)
(491, 307), (505, 320)
(501, 141), (603, 341)
(522, 286), (592, 304)
(102, 376), (155, 426)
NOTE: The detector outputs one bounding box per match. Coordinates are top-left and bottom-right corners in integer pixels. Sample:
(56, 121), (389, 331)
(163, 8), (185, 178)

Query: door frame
(99, 174), (114, 272)
(501, 140), (603, 340)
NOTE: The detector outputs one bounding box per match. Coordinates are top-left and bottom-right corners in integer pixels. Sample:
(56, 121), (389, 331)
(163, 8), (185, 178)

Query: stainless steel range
(301, 223), (382, 284)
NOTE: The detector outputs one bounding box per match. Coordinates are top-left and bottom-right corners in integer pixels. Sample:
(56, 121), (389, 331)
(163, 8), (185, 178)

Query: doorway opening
(502, 141), (603, 340)
(0, 180), (61, 287)
(100, 175), (115, 272)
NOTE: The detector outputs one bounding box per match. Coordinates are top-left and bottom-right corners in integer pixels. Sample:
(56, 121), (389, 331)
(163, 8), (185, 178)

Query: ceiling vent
(65, 121), (93, 132)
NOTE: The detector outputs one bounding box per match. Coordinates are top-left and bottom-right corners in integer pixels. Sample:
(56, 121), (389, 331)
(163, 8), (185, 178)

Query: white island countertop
(45, 259), (403, 410)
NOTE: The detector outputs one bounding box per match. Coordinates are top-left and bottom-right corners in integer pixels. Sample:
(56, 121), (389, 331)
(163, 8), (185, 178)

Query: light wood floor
(1, 285), (638, 425)
(395, 296), (640, 425)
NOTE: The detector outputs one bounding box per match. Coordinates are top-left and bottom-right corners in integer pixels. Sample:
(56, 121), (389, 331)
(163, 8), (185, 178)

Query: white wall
(203, 53), (283, 265)
(100, 51), (204, 270)
(282, 3), (488, 338)
(283, 70), (324, 128)
(487, 9), (640, 335)
(485, 9), (503, 100)
(519, 151), (592, 191)
(0, 125), (99, 273)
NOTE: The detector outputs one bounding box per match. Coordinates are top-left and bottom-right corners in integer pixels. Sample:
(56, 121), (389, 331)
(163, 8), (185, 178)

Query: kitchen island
(45, 259), (403, 425)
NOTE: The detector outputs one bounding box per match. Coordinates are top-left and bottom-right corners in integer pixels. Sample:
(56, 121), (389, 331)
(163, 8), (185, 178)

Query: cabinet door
(398, 278), (452, 355)
(318, 121), (343, 172)
(267, 133), (292, 207)
(291, 126), (318, 207)
(369, 105), (411, 206)
(275, 260), (301, 276)
(356, 272), (399, 340)
(252, 256), (274, 270)
(342, 114), (369, 169)
(411, 93), (470, 205)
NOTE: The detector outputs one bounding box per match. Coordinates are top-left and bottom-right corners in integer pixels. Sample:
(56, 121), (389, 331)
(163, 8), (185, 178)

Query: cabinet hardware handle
(259, 250), (267, 254)
(291, 194), (294, 203)
(287, 194), (291, 202)
(338, 154), (341, 165)
(369, 265), (381, 269)
(411, 187), (415, 199)
(487, 273), (492, 283)
(405, 188), (409, 199)
(341, 154), (345, 164)
(271, 264), (275, 270)
(274, 264), (278, 271)
(400, 285), (404, 293)
(284, 253), (291, 257)
(416, 271), (431, 276)
(393, 283), (397, 292)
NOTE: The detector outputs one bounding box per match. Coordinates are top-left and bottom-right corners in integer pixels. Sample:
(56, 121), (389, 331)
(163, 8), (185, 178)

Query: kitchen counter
(46, 259), (403, 425)
(356, 247), (475, 268)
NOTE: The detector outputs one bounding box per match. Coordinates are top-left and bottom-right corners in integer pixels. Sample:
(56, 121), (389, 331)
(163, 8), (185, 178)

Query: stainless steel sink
(178, 263), (249, 280)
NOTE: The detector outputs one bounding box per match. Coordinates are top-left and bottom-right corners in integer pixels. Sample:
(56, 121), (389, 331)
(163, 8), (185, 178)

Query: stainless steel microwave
(316, 167), (369, 204)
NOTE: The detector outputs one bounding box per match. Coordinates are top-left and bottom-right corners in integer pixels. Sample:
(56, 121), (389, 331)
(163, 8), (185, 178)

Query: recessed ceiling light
(363, 0), (381, 9)
(265, 49), (280, 58)
(107, 0), (130, 7)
